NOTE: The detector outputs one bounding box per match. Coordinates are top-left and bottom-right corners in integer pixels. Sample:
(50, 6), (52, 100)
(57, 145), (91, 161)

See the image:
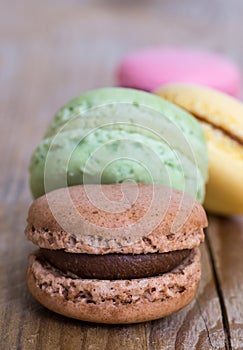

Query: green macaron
(29, 87), (208, 201)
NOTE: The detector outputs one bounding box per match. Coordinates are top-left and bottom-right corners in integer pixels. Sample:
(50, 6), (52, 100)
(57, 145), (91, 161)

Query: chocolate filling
(38, 248), (192, 280)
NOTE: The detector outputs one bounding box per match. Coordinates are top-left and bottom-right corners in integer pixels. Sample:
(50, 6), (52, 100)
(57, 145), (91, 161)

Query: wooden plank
(207, 216), (243, 349)
(0, 206), (226, 350)
(1, 1), (243, 349)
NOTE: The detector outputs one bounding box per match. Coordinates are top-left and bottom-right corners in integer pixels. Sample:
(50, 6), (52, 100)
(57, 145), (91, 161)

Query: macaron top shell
(29, 87), (208, 202)
(25, 184), (207, 255)
(116, 47), (241, 97)
(44, 87), (205, 140)
(156, 83), (243, 143)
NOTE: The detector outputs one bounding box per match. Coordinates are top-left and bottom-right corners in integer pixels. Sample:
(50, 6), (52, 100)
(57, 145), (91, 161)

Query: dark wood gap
(205, 229), (232, 350)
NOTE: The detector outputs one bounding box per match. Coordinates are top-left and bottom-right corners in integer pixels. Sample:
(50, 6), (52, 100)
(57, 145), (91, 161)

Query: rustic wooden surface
(1, 0), (243, 349)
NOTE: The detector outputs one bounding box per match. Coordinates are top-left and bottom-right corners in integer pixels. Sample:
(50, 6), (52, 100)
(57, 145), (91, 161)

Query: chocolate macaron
(25, 183), (207, 324)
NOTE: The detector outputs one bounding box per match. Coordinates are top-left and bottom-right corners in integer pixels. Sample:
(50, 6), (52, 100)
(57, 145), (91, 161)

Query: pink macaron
(116, 47), (241, 97)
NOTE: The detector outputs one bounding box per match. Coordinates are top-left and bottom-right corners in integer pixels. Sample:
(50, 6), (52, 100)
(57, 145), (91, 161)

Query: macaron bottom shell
(26, 248), (201, 324)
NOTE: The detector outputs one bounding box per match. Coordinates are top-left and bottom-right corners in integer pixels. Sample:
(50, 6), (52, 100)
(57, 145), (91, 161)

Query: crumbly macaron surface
(29, 88), (208, 201)
(25, 184), (207, 254)
(27, 248), (201, 324)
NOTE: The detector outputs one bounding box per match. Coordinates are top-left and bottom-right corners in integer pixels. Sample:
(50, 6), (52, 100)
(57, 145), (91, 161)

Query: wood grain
(207, 217), (243, 349)
(146, 243), (225, 350)
(1, 0), (243, 349)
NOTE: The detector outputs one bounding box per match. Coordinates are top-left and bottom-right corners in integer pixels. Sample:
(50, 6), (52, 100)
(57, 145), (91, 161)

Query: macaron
(25, 183), (207, 324)
(116, 47), (241, 97)
(29, 87), (208, 203)
(156, 83), (243, 215)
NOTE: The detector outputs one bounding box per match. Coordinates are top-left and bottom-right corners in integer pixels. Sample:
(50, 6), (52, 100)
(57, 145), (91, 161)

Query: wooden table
(1, 1), (243, 349)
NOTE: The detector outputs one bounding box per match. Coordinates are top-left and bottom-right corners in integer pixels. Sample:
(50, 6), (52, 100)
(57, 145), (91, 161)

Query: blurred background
(2, 0), (243, 112)
(1, 0), (243, 201)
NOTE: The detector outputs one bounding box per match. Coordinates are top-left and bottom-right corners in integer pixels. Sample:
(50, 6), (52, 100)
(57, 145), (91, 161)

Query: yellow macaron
(156, 83), (243, 216)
